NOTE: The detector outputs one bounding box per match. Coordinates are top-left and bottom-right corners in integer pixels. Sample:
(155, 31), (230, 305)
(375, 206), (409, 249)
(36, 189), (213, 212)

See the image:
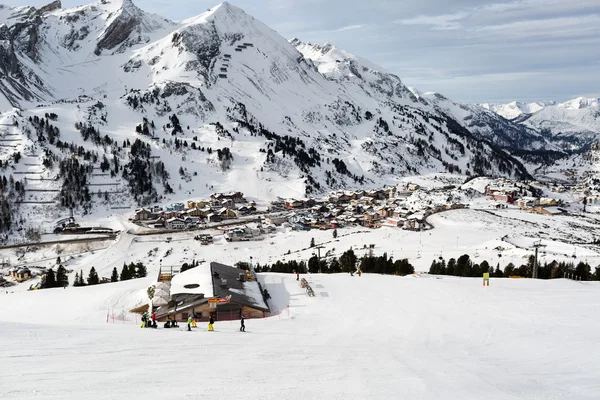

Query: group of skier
(141, 312), (157, 328)
(141, 311), (246, 332)
(186, 314), (216, 332)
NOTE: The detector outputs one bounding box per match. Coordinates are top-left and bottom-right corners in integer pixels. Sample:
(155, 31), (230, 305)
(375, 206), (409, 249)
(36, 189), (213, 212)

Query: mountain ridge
(0, 0), (583, 238)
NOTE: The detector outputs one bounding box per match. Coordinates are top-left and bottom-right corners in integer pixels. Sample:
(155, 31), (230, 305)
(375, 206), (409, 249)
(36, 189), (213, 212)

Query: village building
(265, 214), (288, 226)
(166, 217), (186, 230)
(166, 203), (185, 212)
(218, 208), (237, 219)
(211, 192), (245, 203)
(154, 262), (270, 322)
(206, 213), (221, 223)
(9, 267), (32, 282)
(516, 197), (540, 209)
(133, 208), (155, 221)
(284, 199), (303, 209)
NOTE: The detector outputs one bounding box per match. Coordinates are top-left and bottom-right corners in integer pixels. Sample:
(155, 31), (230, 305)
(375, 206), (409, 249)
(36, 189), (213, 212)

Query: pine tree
(87, 267), (99, 285)
(74, 271), (80, 287)
(340, 249), (357, 273)
(128, 263), (137, 278)
(44, 268), (56, 289)
(56, 265), (68, 287)
(494, 263), (503, 278)
(120, 263), (131, 281)
(332, 229), (338, 239)
(111, 267), (119, 282)
(308, 255), (320, 273)
(78, 270), (85, 286)
(310, 238), (315, 248)
(135, 262), (147, 278)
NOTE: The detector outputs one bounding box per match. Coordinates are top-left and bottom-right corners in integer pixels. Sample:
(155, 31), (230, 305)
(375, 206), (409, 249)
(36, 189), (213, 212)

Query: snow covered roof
(170, 266), (214, 297)
(543, 207), (565, 215)
(211, 262), (269, 311)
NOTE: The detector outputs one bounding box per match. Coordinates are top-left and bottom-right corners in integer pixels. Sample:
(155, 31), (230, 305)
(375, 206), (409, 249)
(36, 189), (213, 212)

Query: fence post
(106, 311), (109, 323)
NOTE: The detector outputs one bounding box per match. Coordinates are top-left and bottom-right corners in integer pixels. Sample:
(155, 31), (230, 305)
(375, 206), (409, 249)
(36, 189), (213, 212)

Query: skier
(240, 316), (245, 332)
(187, 315), (192, 331)
(208, 315), (215, 331)
(296, 271), (300, 281)
(141, 312), (148, 328)
(151, 312), (157, 328)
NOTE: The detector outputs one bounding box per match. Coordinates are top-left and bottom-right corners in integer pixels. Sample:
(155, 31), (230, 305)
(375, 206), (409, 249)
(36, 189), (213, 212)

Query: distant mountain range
(0, 0), (596, 232)
(481, 98), (600, 150)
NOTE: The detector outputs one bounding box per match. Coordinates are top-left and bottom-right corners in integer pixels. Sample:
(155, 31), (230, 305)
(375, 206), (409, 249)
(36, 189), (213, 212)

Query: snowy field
(1, 273), (599, 399)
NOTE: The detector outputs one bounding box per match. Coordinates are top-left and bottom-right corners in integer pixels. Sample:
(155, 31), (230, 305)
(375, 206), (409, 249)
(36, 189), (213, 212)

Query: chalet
(236, 205), (254, 215)
(133, 208), (153, 221)
(393, 207), (411, 218)
(366, 190), (383, 199)
(218, 208), (237, 219)
(265, 214), (288, 226)
(328, 195), (340, 204)
(166, 203), (185, 212)
(186, 200), (210, 209)
(9, 267), (32, 282)
(211, 192), (245, 203)
(206, 213), (221, 223)
(225, 226), (261, 242)
(152, 217), (166, 228)
(377, 207), (394, 218)
(382, 218), (405, 227)
(166, 217), (186, 230)
(385, 187), (397, 199)
(220, 199), (235, 209)
(303, 198), (317, 208)
(261, 223), (277, 233)
(362, 212), (381, 223)
(489, 192), (511, 203)
(516, 197), (539, 209)
(404, 219), (421, 231)
(154, 262), (270, 322)
(186, 207), (207, 217)
(183, 216), (200, 226)
(284, 199), (303, 209)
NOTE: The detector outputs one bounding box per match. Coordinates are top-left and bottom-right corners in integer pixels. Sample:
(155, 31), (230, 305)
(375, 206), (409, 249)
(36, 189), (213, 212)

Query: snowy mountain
(481, 101), (554, 120)
(0, 0), (550, 235)
(482, 97), (600, 149)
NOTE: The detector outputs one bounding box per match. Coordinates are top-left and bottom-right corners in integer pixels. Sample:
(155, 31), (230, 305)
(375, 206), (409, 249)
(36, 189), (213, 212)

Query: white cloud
(335, 24), (363, 32)
(397, 12), (468, 30)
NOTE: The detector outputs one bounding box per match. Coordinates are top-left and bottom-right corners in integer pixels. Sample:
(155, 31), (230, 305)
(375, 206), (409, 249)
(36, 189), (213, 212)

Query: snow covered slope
(1, 273), (599, 399)
(0, 0), (541, 235)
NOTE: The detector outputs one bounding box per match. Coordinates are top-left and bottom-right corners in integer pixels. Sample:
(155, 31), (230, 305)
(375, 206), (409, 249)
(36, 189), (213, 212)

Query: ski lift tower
(532, 240), (546, 279)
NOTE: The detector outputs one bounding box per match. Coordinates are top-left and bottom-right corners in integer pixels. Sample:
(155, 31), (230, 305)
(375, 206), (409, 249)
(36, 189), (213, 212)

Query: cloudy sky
(5, 0), (600, 103)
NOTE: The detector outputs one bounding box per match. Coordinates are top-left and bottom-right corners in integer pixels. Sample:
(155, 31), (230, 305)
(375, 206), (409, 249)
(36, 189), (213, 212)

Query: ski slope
(1, 273), (599, 399)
